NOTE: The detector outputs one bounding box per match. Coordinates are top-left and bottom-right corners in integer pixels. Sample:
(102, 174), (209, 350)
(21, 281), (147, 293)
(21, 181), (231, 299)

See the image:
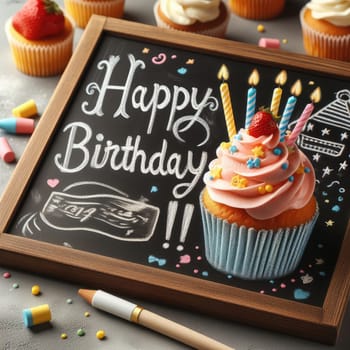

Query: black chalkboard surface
(0, 16), (350, 344)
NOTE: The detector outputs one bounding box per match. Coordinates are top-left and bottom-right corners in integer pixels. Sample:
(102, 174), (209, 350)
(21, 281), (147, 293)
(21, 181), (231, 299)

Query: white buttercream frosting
(159, 0), (221, 25)
(306, 0), (350, 26)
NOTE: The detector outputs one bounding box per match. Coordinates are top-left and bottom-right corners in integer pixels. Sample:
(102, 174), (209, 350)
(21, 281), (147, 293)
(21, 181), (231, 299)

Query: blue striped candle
(245, 87), (256, 128)
(280, 95), (297, 141)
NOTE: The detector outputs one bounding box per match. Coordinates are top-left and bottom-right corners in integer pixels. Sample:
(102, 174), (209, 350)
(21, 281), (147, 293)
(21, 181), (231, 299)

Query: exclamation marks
(178, 204), (194, 251)
(162, 201), (194, 251)
(163, 201), (178, 249)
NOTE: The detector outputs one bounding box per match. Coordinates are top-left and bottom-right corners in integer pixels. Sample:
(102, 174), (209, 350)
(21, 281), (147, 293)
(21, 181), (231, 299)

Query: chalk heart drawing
(294, 288), (311, 300)
(151, 53), (167, 64)
(177, 67), (187, 75)
(47, 178), (60, 188)
(179, 254), (191, 264)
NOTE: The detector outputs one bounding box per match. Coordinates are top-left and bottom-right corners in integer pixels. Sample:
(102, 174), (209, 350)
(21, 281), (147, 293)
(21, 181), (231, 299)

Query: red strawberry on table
(12, 0), (65, 40)
(248, 108), (278, 137)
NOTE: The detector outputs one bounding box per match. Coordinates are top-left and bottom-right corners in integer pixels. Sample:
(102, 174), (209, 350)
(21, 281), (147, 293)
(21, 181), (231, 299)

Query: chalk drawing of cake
(292, 89), (350, 158)
(18, 181), (160, 242)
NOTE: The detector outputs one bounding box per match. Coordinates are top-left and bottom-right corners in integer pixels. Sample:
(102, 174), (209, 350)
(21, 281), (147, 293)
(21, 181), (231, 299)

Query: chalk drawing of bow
(148, 255), (167, 266)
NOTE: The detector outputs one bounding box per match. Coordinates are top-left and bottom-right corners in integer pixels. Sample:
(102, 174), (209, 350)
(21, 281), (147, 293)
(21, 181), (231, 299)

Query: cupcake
(5, 0), (74, 77)
(228, 0), (285, 20)
(64, 0), (125, 28)
(153, 0), (229, 38)
(200, 109), (319, 280)
(300, 0), (350, 61)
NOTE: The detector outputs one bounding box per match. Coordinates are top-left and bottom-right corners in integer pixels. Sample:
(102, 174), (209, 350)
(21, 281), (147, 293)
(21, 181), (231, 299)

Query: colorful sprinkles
(77, 328), (86, 337)
(231, 175), (248, 188)
(96, 330), (106, 340)
(31, 284), (41, 296)
(273, 147), (283, 155)
(3, 272), (11, 279)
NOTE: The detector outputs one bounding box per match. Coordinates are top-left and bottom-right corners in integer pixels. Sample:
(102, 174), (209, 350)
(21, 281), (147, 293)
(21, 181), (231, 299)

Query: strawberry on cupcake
(247, 109), (278, 138)
(5, 0), (74, 76)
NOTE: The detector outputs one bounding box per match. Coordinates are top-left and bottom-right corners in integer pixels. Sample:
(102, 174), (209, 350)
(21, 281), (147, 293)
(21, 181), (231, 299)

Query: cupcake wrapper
(200, 193), (319, 280)
(5, 19), (73, 77)
(64, 0), (125, 28)
(300, 6), (350, 61)
(229, 0), (285, 20)
(153, 2), (229, 38)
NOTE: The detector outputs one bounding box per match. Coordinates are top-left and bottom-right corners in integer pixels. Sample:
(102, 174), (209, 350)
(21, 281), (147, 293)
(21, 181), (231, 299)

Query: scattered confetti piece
(77, 328), (86, 336)
(61, 333), (68, 340)
(96, 330), (106, 340)
(31, 285), (41, 296)
(3, 272), (11, 278)
(257, 24), (265, 33)
(84, 311), (90, 317)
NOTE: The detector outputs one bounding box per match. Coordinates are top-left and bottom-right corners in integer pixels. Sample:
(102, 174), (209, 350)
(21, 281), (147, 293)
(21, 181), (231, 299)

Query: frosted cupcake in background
(5, 0), (74, 77)
(228, 0), (286, 20)
(64, 0), (125, 28)
(200, 108), (319, 280)
(300, 0), (350, 61)
(153, 0), (229, 38)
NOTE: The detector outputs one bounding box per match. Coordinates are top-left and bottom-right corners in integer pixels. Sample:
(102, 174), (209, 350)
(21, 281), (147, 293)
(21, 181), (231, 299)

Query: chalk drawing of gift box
(291, 89), (349, 158)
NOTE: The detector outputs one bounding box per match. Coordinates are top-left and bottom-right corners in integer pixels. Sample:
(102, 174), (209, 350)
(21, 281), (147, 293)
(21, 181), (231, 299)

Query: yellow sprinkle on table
(84, 311), (90, 317)
(96, 330), (106, 340)
(257, 24), (265, 33)
(60, 333), (68, 340)
(31, 285), (41, 296)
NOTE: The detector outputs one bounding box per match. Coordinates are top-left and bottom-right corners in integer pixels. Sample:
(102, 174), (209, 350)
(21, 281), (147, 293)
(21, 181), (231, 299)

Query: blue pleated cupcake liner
(200, 191), (319, 280)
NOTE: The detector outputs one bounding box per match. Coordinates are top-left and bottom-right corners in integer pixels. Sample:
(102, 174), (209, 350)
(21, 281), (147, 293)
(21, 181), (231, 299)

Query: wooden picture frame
(1, 16), (350, 344)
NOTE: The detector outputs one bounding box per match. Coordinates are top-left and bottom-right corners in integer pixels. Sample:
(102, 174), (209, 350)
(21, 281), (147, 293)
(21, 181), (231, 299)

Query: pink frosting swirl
(203, 128), (316, 220)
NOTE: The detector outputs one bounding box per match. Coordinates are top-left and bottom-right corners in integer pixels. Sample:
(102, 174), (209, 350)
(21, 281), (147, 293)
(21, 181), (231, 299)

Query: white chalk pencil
(78, 289), (235, 350)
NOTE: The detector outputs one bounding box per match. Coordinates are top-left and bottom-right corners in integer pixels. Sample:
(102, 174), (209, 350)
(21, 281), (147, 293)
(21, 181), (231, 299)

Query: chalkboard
(1, 16), (350, 344)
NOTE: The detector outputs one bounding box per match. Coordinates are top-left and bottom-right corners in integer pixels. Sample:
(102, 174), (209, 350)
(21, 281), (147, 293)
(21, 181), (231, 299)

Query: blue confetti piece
(150, 185), (158, 193)
(294, 288), (310, 300)
(177, 67), (187, 75)
(332, 205), (341, 212)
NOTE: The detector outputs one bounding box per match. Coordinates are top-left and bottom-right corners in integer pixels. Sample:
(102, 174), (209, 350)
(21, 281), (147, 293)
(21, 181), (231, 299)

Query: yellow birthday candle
(217, 64), (237, 140)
